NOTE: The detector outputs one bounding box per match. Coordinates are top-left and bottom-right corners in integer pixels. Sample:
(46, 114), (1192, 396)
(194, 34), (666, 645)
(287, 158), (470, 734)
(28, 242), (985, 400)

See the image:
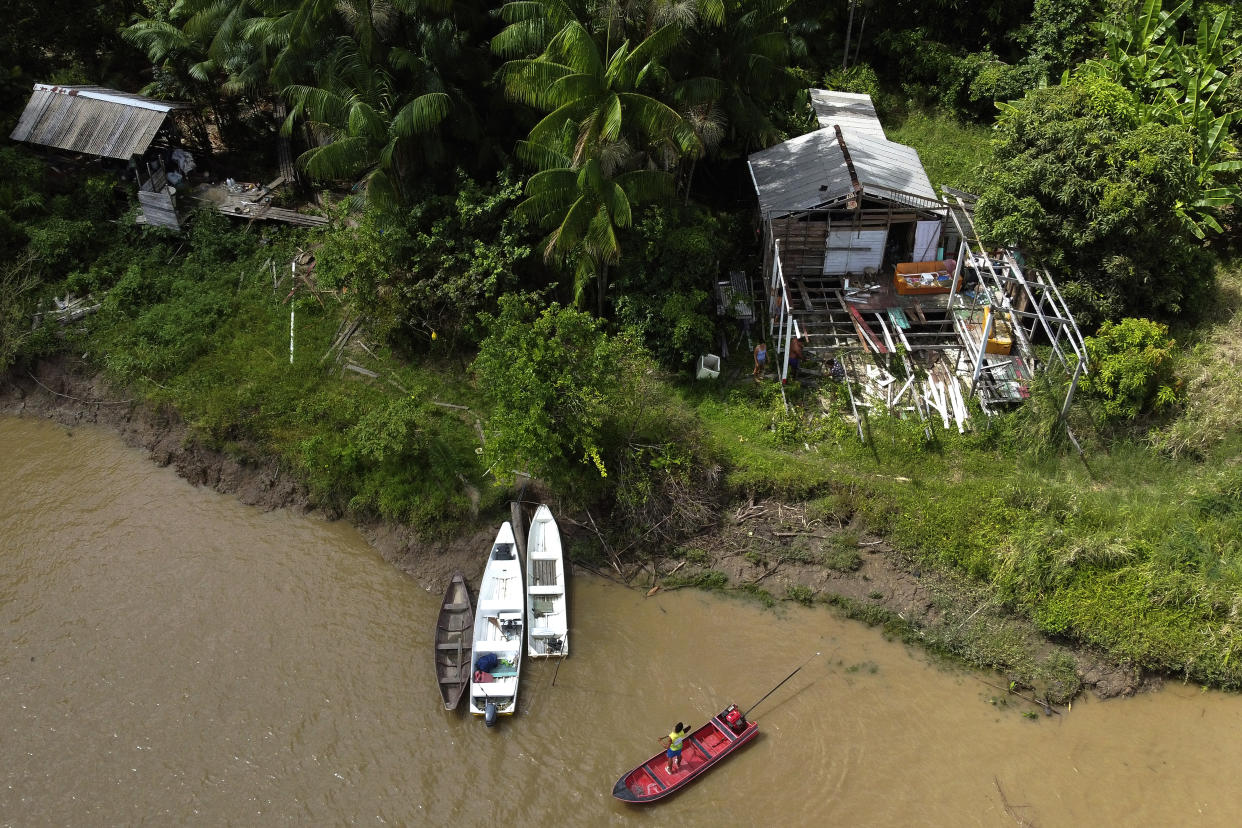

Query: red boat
(612, 705), (759, 803)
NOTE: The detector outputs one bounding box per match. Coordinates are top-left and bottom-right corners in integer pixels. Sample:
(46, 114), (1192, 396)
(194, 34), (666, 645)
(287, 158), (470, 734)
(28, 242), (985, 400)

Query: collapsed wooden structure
(748, 91), (1087, 435)
(11, 83), (325, 231)
(134, 167), (329, 230)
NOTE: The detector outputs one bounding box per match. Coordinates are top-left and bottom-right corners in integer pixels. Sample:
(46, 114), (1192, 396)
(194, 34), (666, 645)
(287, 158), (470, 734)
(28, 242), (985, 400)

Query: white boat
(526, 505), (568, 658)
(468, 522), (524, 726)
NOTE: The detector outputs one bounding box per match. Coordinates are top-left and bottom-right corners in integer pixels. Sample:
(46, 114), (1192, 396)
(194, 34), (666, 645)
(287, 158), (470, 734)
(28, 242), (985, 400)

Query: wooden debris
(35, 295), (100, 326)
(344, 362), (378, 378)
(320, 317), (362, 363)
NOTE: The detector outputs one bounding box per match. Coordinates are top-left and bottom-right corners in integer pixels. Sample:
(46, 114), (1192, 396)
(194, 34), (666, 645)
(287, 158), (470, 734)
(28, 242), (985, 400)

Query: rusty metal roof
(9, 84), (188, 160)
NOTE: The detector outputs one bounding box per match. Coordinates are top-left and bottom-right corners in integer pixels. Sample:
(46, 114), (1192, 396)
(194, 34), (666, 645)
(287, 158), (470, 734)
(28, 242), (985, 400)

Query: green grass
(1154, 260), (1242, 459)
(30, 185), (1242, 692)
(887, 110), (994, 193)
(75, 211), (498, 535)
(678, 291), (1242, 689)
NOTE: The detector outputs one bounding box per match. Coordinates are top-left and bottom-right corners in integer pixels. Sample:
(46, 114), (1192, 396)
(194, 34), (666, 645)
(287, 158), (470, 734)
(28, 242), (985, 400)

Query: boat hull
(433, 571), (474, 711)
(468, 522), (524, 720)
(612, 710), (758, 803)
(526, 504), (568, 659)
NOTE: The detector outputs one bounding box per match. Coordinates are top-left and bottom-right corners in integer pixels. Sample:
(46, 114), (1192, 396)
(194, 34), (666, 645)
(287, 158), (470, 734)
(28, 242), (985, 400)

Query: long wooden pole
(742, 651), (820, 719)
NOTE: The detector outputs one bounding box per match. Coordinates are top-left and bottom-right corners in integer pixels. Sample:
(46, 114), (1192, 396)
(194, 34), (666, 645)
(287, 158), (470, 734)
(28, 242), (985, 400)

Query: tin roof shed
(10, 84), (188, 160)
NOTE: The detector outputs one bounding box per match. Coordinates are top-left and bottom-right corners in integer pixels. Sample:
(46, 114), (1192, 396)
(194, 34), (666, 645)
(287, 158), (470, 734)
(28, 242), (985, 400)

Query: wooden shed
(10, 84), (187, 160)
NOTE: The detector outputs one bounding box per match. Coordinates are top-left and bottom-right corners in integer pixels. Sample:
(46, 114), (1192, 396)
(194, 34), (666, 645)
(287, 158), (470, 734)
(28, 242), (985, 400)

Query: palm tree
(124, 0), (272, 97)
(513, 124), (674, 313)
(671, 0), (802, 155)
(283, 37), (451, 210)
(500, 20), (700, 167)
(499, 14), (699, 313)
(491, 0), (578, 59)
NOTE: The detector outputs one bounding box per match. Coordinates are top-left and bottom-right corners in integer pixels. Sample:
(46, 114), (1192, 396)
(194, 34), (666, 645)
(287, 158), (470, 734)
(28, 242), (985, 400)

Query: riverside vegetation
(2, 0), (1241, 697)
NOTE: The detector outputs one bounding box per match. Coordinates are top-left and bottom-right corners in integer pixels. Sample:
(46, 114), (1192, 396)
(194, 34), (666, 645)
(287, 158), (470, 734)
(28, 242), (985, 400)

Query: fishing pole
(742, 651), (821, 719)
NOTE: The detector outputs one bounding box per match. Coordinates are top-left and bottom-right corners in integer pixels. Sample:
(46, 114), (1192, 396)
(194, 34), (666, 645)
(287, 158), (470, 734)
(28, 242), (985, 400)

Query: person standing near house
(753, 342), (767, 380)
(788, 336), (804, 379)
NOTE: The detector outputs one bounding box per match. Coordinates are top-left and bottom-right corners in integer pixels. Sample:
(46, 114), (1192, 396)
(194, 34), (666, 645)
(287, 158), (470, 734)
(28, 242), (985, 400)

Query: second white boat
(526, 505), (568, 658)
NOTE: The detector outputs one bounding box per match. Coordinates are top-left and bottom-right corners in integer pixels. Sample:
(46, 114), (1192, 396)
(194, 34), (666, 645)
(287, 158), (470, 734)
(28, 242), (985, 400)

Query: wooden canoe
(433, 571), (474, 711)
(612, 706), (759, 803)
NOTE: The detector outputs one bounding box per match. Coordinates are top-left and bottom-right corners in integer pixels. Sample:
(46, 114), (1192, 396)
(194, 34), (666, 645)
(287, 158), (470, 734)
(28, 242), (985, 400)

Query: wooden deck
(137, 176), (329, 229)
(192, 178), (329, 227)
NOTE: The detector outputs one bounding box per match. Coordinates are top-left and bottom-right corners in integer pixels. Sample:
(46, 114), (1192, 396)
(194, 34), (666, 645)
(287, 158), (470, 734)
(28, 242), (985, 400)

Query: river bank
(1, 355), (1151, 704)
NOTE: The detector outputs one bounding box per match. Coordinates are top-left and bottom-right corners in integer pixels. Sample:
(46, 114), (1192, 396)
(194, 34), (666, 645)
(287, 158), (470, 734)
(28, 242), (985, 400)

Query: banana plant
(1086, 0), (1241, 237)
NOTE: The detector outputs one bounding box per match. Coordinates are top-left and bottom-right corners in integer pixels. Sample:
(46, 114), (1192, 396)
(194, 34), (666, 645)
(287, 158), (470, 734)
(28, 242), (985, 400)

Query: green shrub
(974, 79), (1212, 325)
(822, 544), (863, 572)
(785, 584), (815, 605)
(822, 64), (882, 100)
(1081, 318), (1181, 422)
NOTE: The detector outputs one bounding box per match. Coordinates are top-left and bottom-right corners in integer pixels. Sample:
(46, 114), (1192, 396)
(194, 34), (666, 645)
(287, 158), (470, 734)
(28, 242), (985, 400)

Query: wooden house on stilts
(748, 90), (1089, 436)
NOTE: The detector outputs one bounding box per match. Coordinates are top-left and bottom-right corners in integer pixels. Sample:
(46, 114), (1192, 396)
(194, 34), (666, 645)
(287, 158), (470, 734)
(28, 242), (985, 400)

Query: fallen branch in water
(977, 677), (1060, 715)
(994, 777), (1036, 827)
(569, 559), (638, 590)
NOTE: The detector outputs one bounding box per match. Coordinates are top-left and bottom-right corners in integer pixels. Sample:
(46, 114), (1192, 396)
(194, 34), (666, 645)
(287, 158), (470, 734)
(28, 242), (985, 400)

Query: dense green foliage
(1080, 0), (1242, 239)
(472, 297), (633, 490)
(313, 173), (535, 346)
(975, 78), (1213, 325)
(1081, 318), (1181, 423)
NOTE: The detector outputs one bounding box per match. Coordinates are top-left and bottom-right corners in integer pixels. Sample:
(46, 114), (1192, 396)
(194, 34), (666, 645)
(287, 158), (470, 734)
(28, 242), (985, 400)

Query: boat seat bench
(473, 642), (520, 653)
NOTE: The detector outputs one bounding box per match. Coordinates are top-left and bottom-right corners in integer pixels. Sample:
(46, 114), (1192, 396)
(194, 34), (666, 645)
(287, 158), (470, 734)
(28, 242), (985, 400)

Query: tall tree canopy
(974, 77), (1214, 327)
(498, 10), (701, 311)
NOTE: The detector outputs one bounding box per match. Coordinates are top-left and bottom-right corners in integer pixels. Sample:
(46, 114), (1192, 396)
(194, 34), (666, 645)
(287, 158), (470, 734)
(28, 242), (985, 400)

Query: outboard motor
(484, 702), (498, 728)
(723, 703), (746, 733)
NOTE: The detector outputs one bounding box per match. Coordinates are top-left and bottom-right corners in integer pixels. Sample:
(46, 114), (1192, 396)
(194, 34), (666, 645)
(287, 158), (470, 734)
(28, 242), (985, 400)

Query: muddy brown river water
(3, 415), (1242, 826)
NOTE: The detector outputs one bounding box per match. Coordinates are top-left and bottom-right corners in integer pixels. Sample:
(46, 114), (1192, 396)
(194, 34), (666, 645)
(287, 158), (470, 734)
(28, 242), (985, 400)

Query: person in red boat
(663, 722), (690, 773)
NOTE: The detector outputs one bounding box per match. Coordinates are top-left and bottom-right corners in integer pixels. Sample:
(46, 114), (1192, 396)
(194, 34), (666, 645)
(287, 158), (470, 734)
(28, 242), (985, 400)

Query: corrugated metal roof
(748, 129), (852, 218)
(809, 89), (885, 137)
(748, 126), (939, 219)
(10, 84), (187, 160)
(844, 131), (938, 206)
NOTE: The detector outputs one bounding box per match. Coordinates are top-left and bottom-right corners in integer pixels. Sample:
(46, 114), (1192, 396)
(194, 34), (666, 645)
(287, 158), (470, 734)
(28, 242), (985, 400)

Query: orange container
(893, 261), (957, 295)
